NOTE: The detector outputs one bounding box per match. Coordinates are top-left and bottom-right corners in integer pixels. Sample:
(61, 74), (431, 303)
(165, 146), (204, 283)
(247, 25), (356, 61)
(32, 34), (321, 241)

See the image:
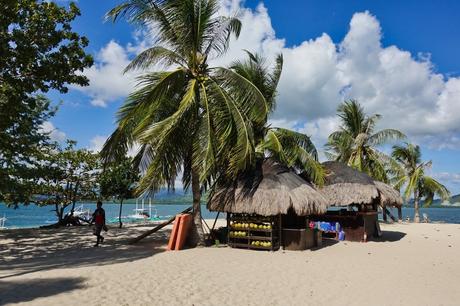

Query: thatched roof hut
(320, 161), (379, 206)
(207, 160), (328, 216)
(374, 180), (403, 207)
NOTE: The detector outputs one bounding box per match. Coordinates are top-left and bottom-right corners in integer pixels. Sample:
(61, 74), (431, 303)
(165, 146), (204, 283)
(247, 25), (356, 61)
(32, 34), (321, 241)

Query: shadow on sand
(0, 277), (86, 305)
(373, 230), (407, 242)
(0, 224), (171, 279)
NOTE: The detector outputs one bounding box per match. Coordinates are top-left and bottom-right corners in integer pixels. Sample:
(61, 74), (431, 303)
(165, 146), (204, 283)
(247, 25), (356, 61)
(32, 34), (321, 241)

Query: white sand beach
(1, 221), (460, 306)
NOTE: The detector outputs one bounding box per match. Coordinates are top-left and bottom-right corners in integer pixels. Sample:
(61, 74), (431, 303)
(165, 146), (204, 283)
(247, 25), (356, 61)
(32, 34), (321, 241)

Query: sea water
(2, 202), (460, 229)
(0, 202), (221, 229)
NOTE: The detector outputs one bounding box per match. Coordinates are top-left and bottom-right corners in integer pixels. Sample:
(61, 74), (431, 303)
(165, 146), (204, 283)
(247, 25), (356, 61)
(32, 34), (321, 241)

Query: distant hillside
(122, 188), (208, 205)
(431, 194), (460, 206)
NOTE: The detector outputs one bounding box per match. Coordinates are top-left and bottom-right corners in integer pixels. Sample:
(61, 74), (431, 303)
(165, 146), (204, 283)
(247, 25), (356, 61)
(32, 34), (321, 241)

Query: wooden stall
(208, 160), (328, 251)
(310, 209), (378, 242)
(227, 213), (281, 251)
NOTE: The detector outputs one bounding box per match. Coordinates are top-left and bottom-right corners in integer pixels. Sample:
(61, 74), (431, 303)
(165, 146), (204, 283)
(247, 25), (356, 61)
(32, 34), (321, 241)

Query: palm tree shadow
(0, 225), (171, 279)
(0, 277), (85, 305)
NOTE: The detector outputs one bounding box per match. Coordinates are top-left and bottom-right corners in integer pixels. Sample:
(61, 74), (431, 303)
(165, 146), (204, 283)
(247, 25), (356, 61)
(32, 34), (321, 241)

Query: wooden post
(279, 214), (283, 250)
(227, 213), (230, 247)
(382, 206), (387, 222)
(398, 206), (402, 223)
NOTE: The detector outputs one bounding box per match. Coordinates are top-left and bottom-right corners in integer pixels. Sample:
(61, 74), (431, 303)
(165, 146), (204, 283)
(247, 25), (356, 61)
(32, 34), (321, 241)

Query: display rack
(227, 213), (280, 251)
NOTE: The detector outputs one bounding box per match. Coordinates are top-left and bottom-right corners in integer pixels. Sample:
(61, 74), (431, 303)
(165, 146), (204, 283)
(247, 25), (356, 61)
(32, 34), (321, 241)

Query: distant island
(432, 194), (460, 207)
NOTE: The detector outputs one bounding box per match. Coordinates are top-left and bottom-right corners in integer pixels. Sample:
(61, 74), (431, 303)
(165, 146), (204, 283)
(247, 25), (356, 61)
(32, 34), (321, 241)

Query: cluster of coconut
(251, 241), (272, 247)
(231, 222), (272, 230)
(229, 231), (246, 237)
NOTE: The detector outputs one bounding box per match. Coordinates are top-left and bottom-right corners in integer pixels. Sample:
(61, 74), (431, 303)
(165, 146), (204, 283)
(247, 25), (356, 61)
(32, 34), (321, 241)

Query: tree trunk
(414, 190), (420, 223)
(58, 206), (65, 224)
(188, 168), (205, 247)
(70, 182), (79, 214)
(118, 198), (124, 229)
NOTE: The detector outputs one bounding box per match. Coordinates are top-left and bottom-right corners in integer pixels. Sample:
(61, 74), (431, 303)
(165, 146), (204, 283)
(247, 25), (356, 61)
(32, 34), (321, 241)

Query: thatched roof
(374, 180), (403, 207)
(320, 161), (379, 206)
(207, 160), (328, 216)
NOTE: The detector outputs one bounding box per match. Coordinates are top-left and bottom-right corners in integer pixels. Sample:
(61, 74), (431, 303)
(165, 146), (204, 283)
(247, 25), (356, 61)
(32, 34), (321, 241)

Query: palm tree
(326, 100), (405, 182)
(227, 51), (325, 185)
(102, 0), (268, 245)
(392, 143), (450, 222)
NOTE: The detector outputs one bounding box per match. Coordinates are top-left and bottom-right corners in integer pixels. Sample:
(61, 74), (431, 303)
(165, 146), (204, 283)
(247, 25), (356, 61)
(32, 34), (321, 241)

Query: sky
(44, 0), (460, 194)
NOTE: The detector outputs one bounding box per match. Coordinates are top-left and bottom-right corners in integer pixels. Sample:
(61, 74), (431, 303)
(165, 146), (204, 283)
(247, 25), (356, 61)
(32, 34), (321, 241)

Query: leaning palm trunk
(413, 190), (420, 223)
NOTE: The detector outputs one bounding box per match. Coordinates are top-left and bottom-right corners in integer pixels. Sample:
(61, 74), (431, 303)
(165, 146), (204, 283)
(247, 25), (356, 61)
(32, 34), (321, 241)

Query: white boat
(127, 197), (160, 221)
(0, 214), (7, 230)
(73, 205), (91, 221)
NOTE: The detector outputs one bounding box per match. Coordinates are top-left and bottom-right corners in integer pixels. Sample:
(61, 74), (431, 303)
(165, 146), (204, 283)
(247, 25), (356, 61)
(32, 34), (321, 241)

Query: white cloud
(88, 135), (107, 153)
(434, 172), (460, 185)
(75, 40), (138, 107)
(39, 121), (66, 142)
(77, 2), (460, 149)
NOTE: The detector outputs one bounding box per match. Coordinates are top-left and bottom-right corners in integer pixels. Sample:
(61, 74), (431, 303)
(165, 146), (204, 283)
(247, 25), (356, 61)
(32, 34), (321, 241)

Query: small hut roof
(374, 180), (403, 207)
(207, 160), (328, 216)
(320, 161), (379, 206)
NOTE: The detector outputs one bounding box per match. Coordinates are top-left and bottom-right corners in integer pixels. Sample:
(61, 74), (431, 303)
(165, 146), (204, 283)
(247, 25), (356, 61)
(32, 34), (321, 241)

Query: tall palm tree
(326, 100), (406, 182)
(227, 51), (325, 185)
(102, 0), (268, 245)
(392, 143), (450, 222)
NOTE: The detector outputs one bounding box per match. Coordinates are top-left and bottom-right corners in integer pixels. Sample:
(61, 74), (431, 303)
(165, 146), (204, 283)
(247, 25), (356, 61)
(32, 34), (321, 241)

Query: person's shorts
(93, 224), (103, 235)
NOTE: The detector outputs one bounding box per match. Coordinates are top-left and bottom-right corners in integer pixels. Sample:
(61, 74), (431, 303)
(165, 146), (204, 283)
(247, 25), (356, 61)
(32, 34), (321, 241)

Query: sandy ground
(1, 221), (460, 306)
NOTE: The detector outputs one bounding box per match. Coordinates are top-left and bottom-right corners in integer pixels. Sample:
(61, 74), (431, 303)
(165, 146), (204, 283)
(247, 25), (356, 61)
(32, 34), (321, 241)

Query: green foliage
(392, 143), (450, 209)
(99, 157), (139, 202)
(101, 0), (266, 196)
(3, 140), (100, 222)
(32, 140), (100, 222)
(228, 51), (324, 185)
(0, 95), (56, 204)
(0, 0), (93, 202)
(326, 100), (406, 182)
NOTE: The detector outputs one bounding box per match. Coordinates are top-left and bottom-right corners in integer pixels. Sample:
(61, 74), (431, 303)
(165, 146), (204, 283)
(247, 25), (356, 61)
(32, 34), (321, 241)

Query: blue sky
(45, 0), (460, 194)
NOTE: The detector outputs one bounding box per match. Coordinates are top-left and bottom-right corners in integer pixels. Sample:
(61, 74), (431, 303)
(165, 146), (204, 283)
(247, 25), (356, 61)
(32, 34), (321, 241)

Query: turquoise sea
(1, 202), (460, 229)
(0, 202), (220, 229)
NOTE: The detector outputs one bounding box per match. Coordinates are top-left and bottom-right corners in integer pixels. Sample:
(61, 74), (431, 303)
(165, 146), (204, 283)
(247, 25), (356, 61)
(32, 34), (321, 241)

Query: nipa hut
(313, 161), (403, 241)
(208, 159), (328, 251)
(320, 161), (379, 207)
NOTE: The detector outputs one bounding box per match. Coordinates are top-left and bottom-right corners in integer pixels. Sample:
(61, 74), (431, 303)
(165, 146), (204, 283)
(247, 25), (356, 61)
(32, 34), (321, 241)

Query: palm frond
(368, 129), (406, 146)
(124, 47), (187, 72)
(421, 176), (450, 206)
(214, 67), (268, 125)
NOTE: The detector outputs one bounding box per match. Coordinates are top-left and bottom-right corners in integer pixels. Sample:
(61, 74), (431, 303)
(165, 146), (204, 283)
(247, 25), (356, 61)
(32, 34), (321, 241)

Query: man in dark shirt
(91, 201), (106, 247)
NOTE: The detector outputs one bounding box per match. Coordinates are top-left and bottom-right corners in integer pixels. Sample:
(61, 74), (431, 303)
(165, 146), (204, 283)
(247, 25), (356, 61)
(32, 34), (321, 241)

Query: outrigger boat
(127, 197), (160, 221)
(110, 197), (162, 224)
(72, 205), (92, 221)
(0, 214), (7, 230)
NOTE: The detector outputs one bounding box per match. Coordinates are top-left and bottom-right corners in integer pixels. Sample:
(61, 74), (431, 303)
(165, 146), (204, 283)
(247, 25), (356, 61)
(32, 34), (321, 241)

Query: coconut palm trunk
(413, 190), (420, 223)
(190, 168), (205, 246)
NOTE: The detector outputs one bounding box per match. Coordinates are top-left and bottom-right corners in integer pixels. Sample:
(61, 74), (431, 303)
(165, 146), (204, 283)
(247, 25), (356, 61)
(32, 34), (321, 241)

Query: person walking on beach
(91, 201), (106, 247)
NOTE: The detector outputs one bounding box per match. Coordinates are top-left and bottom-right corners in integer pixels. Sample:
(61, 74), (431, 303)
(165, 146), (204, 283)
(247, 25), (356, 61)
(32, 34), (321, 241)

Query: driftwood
(129, 206), (192, 244)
